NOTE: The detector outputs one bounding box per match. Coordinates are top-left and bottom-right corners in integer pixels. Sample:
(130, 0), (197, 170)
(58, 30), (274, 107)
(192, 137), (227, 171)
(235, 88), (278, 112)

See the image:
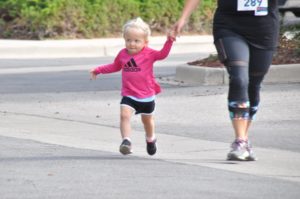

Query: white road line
(1, 112), (299, 183)
(0, 61), (181, 75)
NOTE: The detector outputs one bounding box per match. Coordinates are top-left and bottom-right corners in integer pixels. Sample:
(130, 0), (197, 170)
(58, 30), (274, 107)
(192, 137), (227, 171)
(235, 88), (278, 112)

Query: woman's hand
(172, 0), (201, 37)
(172, 18), (187, 37)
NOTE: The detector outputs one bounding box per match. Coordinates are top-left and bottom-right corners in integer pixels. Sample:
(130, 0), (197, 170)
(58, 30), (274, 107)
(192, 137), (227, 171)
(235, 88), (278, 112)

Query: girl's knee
(141, 114), (153, 124)
(120, 108), (132, 121)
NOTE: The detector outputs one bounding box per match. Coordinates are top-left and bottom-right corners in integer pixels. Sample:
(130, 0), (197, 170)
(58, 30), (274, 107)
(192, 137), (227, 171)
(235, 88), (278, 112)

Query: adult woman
(173, 0), (279, 161)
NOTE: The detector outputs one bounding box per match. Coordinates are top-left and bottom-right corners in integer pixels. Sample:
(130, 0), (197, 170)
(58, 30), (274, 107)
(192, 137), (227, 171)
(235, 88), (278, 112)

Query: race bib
(237, 0), (268, 16)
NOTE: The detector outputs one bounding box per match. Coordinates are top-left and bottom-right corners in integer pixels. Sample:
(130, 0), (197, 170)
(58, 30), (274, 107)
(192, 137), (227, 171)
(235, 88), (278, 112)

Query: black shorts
(120, 97), (155, 115)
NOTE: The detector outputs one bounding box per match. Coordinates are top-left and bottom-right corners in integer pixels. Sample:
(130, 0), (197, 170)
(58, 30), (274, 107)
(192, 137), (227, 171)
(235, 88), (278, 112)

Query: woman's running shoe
(227, 139), (250, 161)
(245, 140), (258, 161)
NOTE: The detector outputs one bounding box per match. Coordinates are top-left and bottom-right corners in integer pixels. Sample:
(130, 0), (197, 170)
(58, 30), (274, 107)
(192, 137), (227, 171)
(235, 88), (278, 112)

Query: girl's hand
(90, 69), (97, 80)
(167, 30), (177, 42)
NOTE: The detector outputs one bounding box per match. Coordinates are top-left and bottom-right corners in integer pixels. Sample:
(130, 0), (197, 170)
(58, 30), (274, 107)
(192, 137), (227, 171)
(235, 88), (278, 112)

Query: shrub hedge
(0, 0), (216, 39)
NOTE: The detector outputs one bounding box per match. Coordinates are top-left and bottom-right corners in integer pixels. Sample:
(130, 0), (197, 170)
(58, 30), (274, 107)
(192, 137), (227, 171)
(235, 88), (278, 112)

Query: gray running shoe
(227, 139), (250, 161)
(119, 139), (132, 155)
(245, 140), (258, 161)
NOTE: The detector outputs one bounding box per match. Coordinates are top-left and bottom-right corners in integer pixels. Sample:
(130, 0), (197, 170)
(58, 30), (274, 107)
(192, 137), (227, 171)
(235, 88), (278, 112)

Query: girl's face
(124, 27), (148, 55)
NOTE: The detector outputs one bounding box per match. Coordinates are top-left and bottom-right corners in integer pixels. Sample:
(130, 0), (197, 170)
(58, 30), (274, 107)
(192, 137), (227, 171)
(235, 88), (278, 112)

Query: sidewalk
(1, 111), (299, 183)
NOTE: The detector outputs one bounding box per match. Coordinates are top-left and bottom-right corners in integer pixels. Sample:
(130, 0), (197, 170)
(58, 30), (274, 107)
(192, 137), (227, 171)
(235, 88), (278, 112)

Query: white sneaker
(227, 139), (250, 161)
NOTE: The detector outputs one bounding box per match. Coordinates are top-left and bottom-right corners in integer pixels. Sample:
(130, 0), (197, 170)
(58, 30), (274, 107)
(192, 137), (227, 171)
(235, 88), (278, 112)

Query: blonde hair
(122, 17), (151, 38)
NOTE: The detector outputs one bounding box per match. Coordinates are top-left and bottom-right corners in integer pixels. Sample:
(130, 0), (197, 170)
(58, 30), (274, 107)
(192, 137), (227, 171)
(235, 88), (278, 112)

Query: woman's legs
(245, 48), (273, 160)
(215, 37), (250, 141)
(246, 47), (274, 138)
(215, 36), (274, 160)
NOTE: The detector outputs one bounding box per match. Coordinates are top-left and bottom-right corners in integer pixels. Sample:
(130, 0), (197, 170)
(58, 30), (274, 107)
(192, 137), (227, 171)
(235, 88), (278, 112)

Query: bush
(83, 0), (140, 37)
(140, 0), (182, 34)
(190, 0), (216, 34)
(0, 0), (217, 39)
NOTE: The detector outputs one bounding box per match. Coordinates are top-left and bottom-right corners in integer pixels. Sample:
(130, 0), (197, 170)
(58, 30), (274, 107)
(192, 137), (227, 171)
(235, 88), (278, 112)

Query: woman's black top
(213, 0), (279, 50)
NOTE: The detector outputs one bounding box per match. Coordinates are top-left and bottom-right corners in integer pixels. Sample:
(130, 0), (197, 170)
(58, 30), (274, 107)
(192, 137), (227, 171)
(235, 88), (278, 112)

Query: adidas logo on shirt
(124, 58), (141, 72)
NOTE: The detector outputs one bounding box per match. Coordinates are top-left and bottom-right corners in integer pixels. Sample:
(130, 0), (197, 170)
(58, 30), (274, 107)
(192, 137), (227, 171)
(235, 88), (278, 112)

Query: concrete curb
(175, 64), (228, 85)
(175, 64), (300, 85)
(265, 64), (300, 83)
(0, 35), (215, 59)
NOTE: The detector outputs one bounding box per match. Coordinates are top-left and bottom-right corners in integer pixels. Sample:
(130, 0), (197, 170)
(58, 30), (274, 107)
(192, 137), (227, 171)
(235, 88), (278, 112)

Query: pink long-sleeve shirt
(93, 38), (173, 98)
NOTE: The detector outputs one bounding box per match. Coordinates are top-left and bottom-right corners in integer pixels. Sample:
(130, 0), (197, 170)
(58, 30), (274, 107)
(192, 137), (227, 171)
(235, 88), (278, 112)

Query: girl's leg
(141, 114), (155, 141)
(141, 114), (157, 155)
(119, 105), (134, 155)
(120, 105), (134, 139)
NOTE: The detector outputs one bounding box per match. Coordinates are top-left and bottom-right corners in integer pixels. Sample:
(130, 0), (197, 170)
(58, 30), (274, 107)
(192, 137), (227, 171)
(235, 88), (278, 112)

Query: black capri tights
(214, 36), (274, 120)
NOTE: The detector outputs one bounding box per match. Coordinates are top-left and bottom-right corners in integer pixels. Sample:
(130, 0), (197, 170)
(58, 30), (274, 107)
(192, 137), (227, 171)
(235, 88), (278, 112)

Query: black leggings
(214, 36), (274, 120)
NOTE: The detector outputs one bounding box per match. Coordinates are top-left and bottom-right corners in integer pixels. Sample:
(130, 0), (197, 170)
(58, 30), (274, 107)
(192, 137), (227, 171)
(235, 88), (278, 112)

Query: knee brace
(248, 74), (263, 120)
(228, 101), (250, 120)
(227, 62), (249, 102)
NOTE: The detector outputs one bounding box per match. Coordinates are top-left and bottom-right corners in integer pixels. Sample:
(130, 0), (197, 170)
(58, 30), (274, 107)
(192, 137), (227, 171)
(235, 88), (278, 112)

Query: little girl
(90, 17), (175, 155)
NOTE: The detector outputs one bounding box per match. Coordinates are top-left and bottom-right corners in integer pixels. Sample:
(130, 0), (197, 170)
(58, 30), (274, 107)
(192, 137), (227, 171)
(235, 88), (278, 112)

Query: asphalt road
(0, 55), (299, 199)
(0, 53), (201, 94)
(1, 135), (299, 199)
